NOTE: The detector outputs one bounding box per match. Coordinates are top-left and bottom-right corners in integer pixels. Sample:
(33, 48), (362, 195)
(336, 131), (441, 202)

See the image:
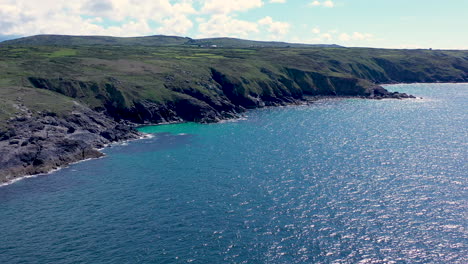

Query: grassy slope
(0, 86), (76, 130)
(0, 38), (467, 128)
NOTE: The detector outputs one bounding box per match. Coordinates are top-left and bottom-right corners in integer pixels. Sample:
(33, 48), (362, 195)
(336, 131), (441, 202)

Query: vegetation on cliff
(1, 35), (466, 126)
(0, 35), (467, 181)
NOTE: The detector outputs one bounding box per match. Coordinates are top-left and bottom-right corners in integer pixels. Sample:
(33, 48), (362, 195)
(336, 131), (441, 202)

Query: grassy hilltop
(0, 35), (467, 128)
(2, 34), (341, 48)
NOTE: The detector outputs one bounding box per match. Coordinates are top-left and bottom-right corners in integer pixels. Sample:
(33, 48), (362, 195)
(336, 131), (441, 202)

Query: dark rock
(67, 126), (76, 134)
(367, 85), (416, 99)
(28, 136), (46, 143)
(0, 129), (16, 140)
(9, 140), (20, 145)
(42, 111), (57, 117)
(0, 105), (140, 183)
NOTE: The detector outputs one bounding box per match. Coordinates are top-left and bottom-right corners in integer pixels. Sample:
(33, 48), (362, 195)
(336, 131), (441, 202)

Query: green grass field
(47, 48), (77, 58)
(0, 35), (466, 128)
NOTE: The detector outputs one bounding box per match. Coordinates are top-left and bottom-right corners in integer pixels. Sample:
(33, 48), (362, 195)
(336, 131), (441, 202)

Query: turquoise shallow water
(0, 83), (467, 263)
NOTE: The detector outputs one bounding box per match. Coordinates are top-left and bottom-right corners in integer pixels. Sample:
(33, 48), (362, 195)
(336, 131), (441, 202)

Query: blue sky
(0, 0), (467, 49)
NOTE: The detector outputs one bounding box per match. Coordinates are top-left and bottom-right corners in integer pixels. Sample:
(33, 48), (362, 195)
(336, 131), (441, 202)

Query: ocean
(1, 83), (466, 263)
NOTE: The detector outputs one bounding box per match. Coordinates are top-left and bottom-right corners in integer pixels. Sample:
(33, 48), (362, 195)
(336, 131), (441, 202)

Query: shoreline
(0, 156), (103, 188)
(0, 133), (154, 188)
(0, 82), (464, 187)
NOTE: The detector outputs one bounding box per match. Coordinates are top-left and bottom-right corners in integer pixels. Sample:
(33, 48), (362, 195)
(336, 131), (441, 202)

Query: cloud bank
(2, 0), (460, 49)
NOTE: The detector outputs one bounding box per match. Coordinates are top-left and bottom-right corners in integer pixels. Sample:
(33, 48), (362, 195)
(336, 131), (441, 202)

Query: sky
(0, 0), (467, 49)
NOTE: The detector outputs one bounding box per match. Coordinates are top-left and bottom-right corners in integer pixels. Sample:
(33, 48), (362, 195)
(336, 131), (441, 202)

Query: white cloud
(351, 32), (373, 40)
(269, 0), (286, 3)
(197, 14), (259, 38)
(306, 29), (374, 44)
(323, 0), (335, 8)
(197, 13), (289, 40)
(158, 14), (194, 36)
(339, 33), (350, 41)
(0, 0), (376, 46)
(339, 32), (373, 41)
(258, 16), (290, 36)
(310, 1), (321, 6)
(309, 1), (335, 7)
(0, 0), (196, 37)
(201, 0), (264, 14)
(321, 33), (333, 41)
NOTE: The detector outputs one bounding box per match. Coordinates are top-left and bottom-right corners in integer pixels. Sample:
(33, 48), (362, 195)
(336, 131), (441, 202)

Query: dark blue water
(1, 84), (467, 263)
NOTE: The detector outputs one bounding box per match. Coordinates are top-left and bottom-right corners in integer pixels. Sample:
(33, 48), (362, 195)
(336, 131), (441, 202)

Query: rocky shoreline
(0, 105), (141, 184)
(0, 84), (416, 185)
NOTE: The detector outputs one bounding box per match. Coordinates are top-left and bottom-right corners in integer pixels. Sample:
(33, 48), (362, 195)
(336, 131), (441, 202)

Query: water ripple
(0, 84), (467, 263)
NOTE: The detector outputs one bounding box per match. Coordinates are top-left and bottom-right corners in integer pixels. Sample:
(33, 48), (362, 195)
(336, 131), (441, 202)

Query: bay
(1, 83), (467, 263)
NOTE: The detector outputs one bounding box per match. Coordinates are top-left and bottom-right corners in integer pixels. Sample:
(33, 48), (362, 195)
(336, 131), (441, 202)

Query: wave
(0, 156), (110, 188)
(1, 134), (155, 188)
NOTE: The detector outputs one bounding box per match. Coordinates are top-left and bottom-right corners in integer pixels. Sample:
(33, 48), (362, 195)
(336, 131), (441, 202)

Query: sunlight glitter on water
(0, 83), (467, 263)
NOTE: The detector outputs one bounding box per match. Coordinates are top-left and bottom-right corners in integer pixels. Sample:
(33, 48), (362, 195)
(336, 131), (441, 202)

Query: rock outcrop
(367, 85), (416, 99)
(0, 107), (139, 183)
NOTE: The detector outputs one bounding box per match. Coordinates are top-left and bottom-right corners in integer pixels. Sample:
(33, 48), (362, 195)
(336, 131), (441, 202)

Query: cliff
(0, 35), (467, 182)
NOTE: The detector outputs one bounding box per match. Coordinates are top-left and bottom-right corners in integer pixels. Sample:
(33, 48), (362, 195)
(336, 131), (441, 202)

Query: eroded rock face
(3, 67), (419, 183)
(0, 108), (140, 183)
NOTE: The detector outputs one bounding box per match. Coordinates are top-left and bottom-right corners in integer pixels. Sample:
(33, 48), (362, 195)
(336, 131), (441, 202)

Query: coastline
(0, 82), (464, 187)
(0, 106), (142, 185)
(0, 157), (102, 188)
(0, 133), (153, 187)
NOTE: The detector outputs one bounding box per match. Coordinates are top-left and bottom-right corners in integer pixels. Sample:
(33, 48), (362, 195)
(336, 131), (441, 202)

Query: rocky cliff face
(0, 40), (466, 183)
(0, 65), (428, 184)
(0, 105), (139, 183)
(26, 67), (414, 125)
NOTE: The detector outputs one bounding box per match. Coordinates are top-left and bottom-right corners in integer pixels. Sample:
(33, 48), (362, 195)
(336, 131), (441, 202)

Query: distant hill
(0, 34), (342, 48)
(0, 35), (191, 46)
(186, 37), (342, 48)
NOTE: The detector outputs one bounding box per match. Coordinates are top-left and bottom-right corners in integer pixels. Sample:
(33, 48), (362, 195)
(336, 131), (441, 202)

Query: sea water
(0, 83), (466, 263)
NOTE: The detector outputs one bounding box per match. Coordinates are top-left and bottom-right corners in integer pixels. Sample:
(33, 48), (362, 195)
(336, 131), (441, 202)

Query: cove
(0, 83), (466, 263)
